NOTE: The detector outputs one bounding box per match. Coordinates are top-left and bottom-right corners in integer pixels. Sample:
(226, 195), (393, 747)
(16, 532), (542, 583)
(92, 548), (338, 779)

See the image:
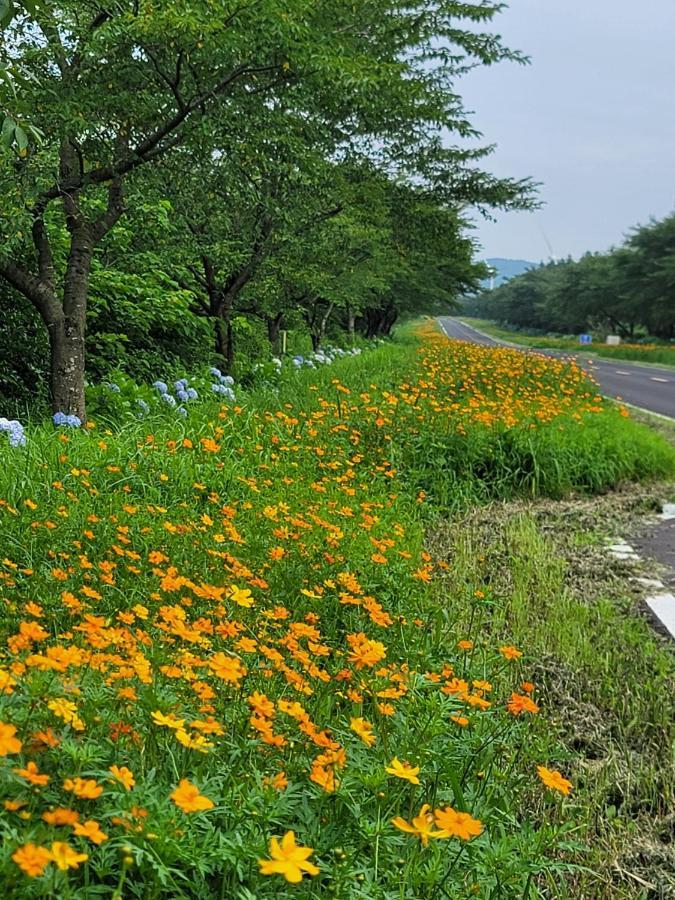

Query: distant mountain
(483, 258), (537, 288)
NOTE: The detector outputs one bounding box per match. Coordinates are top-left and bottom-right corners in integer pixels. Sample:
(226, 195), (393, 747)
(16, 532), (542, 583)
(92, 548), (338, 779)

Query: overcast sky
(460, 0), (675, 263)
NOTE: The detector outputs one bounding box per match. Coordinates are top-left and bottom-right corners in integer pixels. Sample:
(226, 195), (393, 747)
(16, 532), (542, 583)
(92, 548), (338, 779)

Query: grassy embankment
(0, 322), (673, 898)
(461, 317), (675, 369)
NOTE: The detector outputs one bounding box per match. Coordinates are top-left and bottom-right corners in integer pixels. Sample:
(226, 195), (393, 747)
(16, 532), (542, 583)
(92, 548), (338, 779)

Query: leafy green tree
(0, 1), (533, 417)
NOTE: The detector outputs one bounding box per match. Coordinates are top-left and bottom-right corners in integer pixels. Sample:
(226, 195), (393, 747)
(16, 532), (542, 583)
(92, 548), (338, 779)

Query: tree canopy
(0, 1), (534, 419)
(470, 212), (675, 341)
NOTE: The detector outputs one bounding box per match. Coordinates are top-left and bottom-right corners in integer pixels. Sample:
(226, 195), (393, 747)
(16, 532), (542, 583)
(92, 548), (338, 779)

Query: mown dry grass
(428, 481), (675, 898)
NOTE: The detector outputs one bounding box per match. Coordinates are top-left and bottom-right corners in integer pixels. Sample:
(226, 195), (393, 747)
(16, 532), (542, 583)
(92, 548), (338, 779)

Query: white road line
(615, 370), (632, 375)
(645, 593), (675, 640)
(650, 377), (669, 383)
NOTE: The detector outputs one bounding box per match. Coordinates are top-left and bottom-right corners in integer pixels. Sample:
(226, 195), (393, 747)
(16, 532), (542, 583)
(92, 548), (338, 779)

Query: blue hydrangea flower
(176, 389), (190, 402)
(153, 381), (169, 394)
(52, 412), (81, 428)
(211, 384), (235, 401)
(186, 387), (198, 400)
(174, 379), (188, 392)
(160, 393), (176, 407)
(0, 417), (26, 447)
(177, 406), (188, 417)
(105, 382), (122, 393)
(136, 399), (150, 414)
(209, 367), (222, 378)
(219, 374), (235, 386)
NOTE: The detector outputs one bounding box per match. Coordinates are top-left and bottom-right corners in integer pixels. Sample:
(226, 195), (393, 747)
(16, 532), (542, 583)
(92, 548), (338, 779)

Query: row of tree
(0, 1), (533, 420)
(467, 213), (675, 339)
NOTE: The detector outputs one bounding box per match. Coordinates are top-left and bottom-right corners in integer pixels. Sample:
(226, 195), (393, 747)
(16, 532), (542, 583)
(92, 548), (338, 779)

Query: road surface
(438, 317), (675, 420)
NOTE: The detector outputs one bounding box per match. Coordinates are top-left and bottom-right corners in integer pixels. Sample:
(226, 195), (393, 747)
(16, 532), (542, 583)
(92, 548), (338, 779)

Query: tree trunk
(49, 317), (87, 420)
(346, 304), (355, 344)
(266, 312), (284, 352)
(213, 312), (235, 372)
(49, 227), (93, 420)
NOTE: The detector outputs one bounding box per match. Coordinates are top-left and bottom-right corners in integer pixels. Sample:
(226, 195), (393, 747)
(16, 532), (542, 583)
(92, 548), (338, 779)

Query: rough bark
(49, 316), (87, 420)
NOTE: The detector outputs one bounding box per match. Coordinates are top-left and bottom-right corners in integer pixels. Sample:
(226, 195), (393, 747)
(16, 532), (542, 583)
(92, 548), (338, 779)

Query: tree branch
(92, 178), (125, 243)
(0, 258), (62, 325)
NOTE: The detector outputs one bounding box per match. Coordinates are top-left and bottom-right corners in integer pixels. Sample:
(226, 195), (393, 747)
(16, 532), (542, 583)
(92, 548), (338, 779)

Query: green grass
(461, 318), (675, 369)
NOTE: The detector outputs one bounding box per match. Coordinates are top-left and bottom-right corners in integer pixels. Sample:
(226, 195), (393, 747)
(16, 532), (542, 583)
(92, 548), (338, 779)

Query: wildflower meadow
(0, 323), (673, 898)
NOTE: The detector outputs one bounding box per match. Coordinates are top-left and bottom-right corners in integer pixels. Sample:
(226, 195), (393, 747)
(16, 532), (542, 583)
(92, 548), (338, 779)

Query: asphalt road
(437, 317), (675, 420)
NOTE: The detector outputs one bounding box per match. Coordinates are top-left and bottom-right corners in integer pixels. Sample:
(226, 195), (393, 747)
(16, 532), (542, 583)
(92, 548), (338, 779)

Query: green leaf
(13, 123), (28, 154)
(1, 116), (15, 148)
(0, 0), (13, 28)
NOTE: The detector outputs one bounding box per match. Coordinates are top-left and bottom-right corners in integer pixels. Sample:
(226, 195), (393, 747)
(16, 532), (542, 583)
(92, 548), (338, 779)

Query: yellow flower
(537, 765), (573, 795)
(350, 717), (376, 747)
(49, 842), (88, 871)
(170, 779), (215, 813)
(150, 710), (185, 729)
(175, 729), (214, 753)
(258, 831), (319, 883)
(499, 645), (523, 660)
(385, 757), (420, 785)
(434, 806), (483, 840)
(392, 804), (445, 845)
(109, 765), (135, 790)
(228, 585), (254, 607)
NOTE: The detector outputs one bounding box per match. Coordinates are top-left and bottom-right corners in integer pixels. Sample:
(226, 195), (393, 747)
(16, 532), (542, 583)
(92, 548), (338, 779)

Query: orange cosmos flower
(499, 645), (523, 660)
(49, 842), (88, 871)
(258, 831), (319, 883)
(208, 652), (246, 685)
(63, 777), (103, 799)
(507, 692), (540, 716)
(268, 771), (289, 791)
(43, 808), (79, 825)
(0, 722), (22, 755)
(14, 760), (49, 786)
(109, 765), (135, 790)
(31, 727), (60, 749)
(12, 843), (52, 877)
(537, 766), (573, 795)
(434, 806), (483, 840)
(346, 632), (386, 669)
(72, 820), (108, 845)
(170, 779), (214, 813)
(392, 804), (445, 845)
(385, 757), (420, 785)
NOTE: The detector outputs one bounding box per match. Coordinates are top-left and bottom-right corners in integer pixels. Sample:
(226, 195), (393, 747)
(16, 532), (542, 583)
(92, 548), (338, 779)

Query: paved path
(438, 317), (675, 420)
